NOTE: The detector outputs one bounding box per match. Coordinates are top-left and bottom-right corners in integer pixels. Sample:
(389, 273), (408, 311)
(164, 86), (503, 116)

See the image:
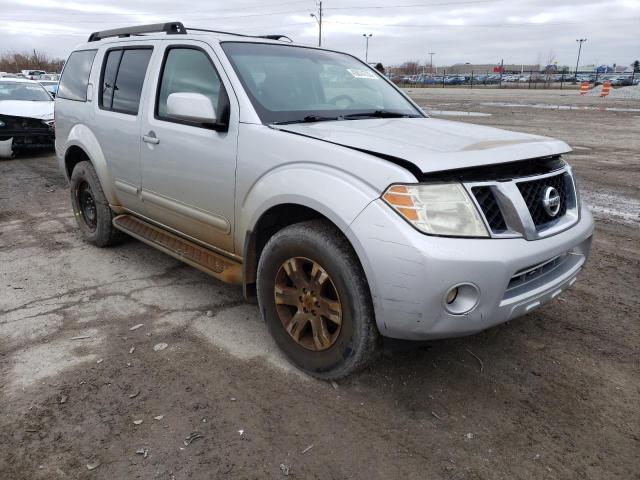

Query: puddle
(427, 110), (491, 117)
(480, 102), (640, 113)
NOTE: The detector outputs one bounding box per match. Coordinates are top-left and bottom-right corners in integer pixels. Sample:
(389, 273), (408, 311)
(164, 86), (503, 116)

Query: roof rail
(257, 35), (293, 42)
(186, 28), (293, 42)
(88, 22), (186, 42)
(187, 27), (250, 38)
(87, 22), (293, 43)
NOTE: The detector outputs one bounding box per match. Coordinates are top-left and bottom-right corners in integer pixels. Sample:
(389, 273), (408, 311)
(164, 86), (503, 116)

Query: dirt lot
(1, 89), (638, 480)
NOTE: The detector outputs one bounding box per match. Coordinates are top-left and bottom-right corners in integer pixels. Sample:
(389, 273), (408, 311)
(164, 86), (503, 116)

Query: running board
(113, 214), (242, 284)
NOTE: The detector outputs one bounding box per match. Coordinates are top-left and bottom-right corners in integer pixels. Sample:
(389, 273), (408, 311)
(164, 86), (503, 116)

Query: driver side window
(156, 47), (222, 121)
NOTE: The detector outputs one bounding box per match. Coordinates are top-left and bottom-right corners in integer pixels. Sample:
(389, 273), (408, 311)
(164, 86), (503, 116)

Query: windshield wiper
(342, 110), (421, 119)
(274, 115), (341, 125)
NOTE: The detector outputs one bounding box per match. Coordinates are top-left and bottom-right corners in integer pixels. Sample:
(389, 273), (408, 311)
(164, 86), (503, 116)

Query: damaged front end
(0, 114), (55, 158)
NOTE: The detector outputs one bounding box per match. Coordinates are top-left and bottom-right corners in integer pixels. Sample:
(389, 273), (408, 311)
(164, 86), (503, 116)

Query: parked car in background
(20, 69), (47, 80)
(40, 73), (61, 81)
(39, 80), (59, 97)
(0, 77), (55, 158)
(56, 22), (593, 379)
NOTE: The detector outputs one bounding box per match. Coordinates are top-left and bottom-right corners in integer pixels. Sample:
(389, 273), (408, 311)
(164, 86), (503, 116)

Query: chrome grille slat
(465, 165), (579, 240)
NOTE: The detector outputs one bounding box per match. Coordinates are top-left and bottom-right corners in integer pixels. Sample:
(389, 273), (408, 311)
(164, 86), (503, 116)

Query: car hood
(0, 100), (54, 120)
(273, 117), (571, 174)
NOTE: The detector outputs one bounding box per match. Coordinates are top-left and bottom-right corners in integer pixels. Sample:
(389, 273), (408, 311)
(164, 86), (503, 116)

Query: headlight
(382, 183), (489, 237)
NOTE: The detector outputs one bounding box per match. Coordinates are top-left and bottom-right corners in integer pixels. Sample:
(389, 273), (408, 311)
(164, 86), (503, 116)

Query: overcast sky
(1, 0), (639, 67)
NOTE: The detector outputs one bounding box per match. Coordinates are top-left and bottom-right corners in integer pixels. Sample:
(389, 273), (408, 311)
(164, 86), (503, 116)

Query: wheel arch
(242, 202), (373, 302)
(63, 125), (119, 205)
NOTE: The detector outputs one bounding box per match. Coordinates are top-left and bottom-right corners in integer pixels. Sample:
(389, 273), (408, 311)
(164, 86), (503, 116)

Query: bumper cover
(0, 114), (54, 155)
(348, 199), (594, 340)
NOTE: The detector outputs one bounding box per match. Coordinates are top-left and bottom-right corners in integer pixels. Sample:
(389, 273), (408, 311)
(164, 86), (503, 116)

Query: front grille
(472, 186), (507, 232)
(517, 173), (567, 229)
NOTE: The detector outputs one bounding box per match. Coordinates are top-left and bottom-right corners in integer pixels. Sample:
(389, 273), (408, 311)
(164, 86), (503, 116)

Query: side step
(113, 214), (242, 285)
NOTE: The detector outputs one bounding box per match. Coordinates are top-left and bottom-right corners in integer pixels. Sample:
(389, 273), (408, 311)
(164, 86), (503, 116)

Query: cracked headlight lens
(383, 183), (489, 237)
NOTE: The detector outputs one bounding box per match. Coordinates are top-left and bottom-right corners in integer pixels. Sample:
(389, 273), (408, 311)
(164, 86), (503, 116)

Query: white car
(0, 77), (55, 158)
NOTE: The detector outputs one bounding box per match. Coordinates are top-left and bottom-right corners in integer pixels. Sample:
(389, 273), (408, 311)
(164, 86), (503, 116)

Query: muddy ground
(1, 88), (638, 479)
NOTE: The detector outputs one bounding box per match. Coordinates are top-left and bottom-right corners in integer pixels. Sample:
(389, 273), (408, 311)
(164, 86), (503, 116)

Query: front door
(139, 41), (238, 254)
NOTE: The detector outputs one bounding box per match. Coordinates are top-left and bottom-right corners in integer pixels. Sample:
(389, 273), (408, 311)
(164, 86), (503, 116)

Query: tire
(69, 160), (123, 247)
(257, 220), (379, 379)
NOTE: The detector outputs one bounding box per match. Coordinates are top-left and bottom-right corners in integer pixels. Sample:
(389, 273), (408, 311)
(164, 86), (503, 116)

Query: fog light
(446, 287), (458, 304)
(443, 283), (480, 315)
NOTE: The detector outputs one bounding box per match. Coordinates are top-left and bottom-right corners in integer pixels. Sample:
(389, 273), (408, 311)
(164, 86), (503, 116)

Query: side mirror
(167, 92), (217, 124)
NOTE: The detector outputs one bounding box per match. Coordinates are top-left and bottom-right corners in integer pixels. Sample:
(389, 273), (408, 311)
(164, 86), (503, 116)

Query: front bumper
(348, 199), (594, 340)
(0, 115), (55, 156)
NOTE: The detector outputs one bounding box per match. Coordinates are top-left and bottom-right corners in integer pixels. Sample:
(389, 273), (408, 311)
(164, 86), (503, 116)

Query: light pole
(575, 38), (586, 81)
(363, 33), (372, 63)
(429, 52), (435, 74)
(310, 1), (323, 47)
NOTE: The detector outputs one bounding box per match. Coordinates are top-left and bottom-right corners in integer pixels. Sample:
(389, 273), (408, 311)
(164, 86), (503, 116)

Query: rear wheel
(70, 161), (123, 247)
(257, 220), (379, 379)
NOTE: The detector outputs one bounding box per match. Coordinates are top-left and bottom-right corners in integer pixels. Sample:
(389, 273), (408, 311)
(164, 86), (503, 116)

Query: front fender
(63, 124), (119, 205)
(238, 163), (380, 253)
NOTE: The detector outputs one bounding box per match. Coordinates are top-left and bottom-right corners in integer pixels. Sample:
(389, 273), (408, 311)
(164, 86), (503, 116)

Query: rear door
(139, 40), (238, 254)
(92, 43), (155, 212)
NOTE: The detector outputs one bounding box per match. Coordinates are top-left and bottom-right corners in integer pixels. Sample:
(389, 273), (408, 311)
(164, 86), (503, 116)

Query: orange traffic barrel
(579, 81), (589, 95)
(600, 80), (611, 97)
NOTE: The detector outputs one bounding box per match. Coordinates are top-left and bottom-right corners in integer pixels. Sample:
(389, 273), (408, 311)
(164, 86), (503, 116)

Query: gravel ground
(1, 89), (638, 480)
(586, 84), (640, 99)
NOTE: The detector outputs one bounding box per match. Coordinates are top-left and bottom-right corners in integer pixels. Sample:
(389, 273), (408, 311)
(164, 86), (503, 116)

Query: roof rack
(88, 22), (186, 42)
(258, 35), (293, 42)
(88, 22), (293, 43)
(187, 28), (292, 42)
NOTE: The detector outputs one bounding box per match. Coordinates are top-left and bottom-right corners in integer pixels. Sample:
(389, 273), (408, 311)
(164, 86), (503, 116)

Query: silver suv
(55, 22), (593, 379)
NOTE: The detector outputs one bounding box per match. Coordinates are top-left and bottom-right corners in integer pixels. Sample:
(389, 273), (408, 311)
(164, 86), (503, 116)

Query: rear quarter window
(99, 48), (153, 115)
(58, 50), (97, 101)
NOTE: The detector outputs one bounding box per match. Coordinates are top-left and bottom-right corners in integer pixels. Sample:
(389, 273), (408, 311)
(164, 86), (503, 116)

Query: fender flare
(238, 163), (382, 292)
(238, 162), (380, 250)
(64, 124), (119, 205)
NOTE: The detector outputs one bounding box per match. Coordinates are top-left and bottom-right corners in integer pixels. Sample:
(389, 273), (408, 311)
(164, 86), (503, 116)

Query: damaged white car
(0, 77), (55, 158)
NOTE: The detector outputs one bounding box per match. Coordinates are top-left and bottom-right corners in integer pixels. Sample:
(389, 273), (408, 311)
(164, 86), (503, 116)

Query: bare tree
(0, 50), (65, 73)
(398, 61), (420, 75)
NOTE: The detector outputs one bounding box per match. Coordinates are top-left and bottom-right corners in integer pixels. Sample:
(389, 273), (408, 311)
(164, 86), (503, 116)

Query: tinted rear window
(99, 48), (152, 115)
(100, 49), (122, 110)
(58, 50), (97, 101)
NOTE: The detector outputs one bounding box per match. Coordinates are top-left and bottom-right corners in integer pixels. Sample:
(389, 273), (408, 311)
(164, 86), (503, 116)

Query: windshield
(221, 42), (422, 124)
(0, 82), (52, 101)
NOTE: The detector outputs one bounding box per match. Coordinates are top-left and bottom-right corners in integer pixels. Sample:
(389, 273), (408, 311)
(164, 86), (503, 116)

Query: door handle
(142, 131), (160, 145)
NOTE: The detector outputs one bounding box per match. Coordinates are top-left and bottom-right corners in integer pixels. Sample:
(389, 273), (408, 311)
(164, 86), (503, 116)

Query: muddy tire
(70, 161), (123, 247)
(257, 220), (379, 380)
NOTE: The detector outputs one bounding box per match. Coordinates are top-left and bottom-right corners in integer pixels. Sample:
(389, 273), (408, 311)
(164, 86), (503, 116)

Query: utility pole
(429, 52), (435, 74)
(575, 38), (586, 80)
(363, 34), (372, 63)
(310, 1), (323, 47)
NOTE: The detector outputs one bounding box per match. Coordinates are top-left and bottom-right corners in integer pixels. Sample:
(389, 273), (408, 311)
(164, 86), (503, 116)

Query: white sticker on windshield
(347, 69), (378, 79)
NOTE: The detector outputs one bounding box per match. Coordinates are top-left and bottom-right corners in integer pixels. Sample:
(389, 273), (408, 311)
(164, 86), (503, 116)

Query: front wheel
(257, 220), (379, 379)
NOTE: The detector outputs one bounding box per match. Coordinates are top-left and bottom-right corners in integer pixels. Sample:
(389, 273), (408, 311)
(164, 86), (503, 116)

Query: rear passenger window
(157, 48), (222, 121)
(100, 48), (152, 115)
(58, 50), (97, 101)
